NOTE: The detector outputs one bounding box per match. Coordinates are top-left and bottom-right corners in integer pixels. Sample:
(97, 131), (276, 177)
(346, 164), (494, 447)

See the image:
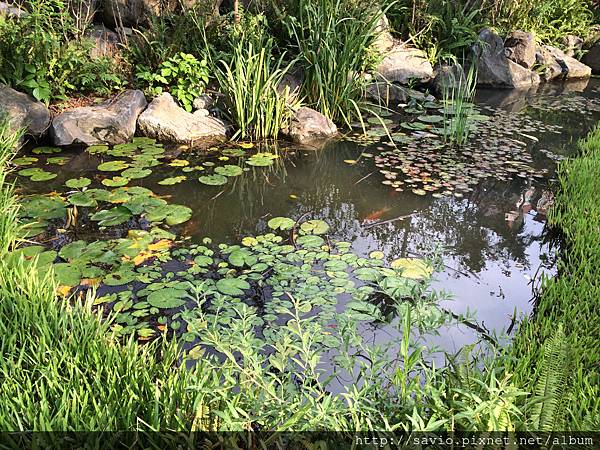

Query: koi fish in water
(362, 207), (391, 223)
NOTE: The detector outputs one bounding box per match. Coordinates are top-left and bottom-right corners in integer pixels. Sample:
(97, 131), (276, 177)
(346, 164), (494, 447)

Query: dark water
(16, 79), (600, 352)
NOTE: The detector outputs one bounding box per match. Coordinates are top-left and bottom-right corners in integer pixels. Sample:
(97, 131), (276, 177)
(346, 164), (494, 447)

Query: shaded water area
(14, 79), (600, 356)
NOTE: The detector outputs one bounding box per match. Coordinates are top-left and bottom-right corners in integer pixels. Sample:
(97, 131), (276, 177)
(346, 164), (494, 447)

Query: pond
(12, 79), (600, 363)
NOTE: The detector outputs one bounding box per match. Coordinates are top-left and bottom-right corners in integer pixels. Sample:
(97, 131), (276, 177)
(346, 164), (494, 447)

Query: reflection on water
(16, 79), (600, 351)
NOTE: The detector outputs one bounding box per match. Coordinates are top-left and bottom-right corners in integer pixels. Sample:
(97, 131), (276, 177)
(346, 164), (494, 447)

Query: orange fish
(362, 207), (391, 222)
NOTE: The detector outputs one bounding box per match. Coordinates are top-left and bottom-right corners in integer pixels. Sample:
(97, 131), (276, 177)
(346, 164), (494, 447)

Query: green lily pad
(102, 176), (130, 187)
(30, 171), (57, 182)
(121, 167), (152, 179)
(215, 165), (243, 177)
(199, 174), (228, 186)
(68, 192), (98, 207)
(418, 115), (444, 124)
(296, 235), (325, 248)
(300, 220), (329, 235)
(91, 206), (132, 227)
(267, 217), (295, 231)
(12, 157), (38, 166)
(32, 146), (61, 154)
(147, 288), (188, 309)
(145, 204), (192, 226)
(65, 177), (91, 189)
(158, 176), (187, 186)
(391, 258), (433, 279)
(98, 161), (129, 172)
(20, 195), (66, 220)
(53, 263), (82, 286)
(247, 153), (279, 167)
(47, 156), (69, 165)
(216, 278), (250, 296)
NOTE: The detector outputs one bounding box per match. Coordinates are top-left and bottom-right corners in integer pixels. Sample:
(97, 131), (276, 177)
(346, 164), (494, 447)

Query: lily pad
(147, 288), (188, 309)
(300, 220), (329, 235)
(98, 161), (129, 172)
(145, 204), (192, 226)
(91, 206), (132, 227)
(215, 165), (243, 177)
(391, 258), (433, 279)
(65, 177), (91, 189)
(102, 176), (130, 187)
(216, 278), (250, 296)
(247, 152), (279, 167)
(199, 174), (228, 186)
(68, 192), (98, 207)
(158, 176), (187, 186)
(267, 217), (295, 231)
(121, 167), (152, 179)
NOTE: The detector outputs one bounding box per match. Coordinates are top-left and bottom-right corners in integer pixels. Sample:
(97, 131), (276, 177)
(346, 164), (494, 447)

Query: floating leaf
(32, 146), (61, 154)
(12, 157), (38, 166)
(98, 161), (129, 171)
(30, 170), (57, 182)
(369, 251), (385, 260)
(158, 176), (187, 185)
(147, 288), (188, 309)
(145, 204), (192, 225)
(268, 217), (295, 231)
(296, 235), (325, 248)
(65, 177), (91, 189)
(53, 263), (82, 286)
(68, 192), (97, 207)
(300, 220), (329, 235)
(216, 278), (250, 296)
(390, 258), (433, 279)
(121, 167), (152, 179)
(215, 165), (243, 177)
(102, 176), (130, 187)
(91, 206), (132, 226)
(247, 152), (278, 167)
(199, 174), (228, 186)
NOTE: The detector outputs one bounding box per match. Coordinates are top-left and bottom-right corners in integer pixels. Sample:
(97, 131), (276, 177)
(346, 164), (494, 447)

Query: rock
(86, 24), (121, 60)
(0, 1), (27, 17)
(137, 93), (228, 144)
(473, 28), (540, 88)
(103, 0), (175, 27)
(561, 35), (584, 58)
(285, 107), (337, 144)
(432, 63), (466, 93)
(365, 82), (434, 106)
(546, 45), (592, 79)
(376, 44), (433, 84)
(50, 90), (146, 146)
(504, 30), (536, 69)
(535, 45), (564, 81)
(582, 42), (600, 74)
(192, 94), (214, 111)
(0, 85), (51, 138)
(372, 13), (395, 53)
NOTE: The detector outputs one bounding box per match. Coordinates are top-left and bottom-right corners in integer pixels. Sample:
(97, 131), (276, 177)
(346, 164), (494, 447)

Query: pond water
(13, 79), (600, 358)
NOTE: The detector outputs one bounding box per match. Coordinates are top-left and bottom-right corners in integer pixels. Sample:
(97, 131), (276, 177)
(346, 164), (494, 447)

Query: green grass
(508, 123), (600, 430)
(0, 121), (198, 431)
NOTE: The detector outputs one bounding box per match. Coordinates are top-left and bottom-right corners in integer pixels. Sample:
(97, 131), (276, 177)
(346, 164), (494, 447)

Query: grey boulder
(376, 45), (433, 84)
(51, 90), (147, 146)
(546, 45), (592, 80)
(0, 84), (51, 138)
(137, 93), (228, 144)
(0, 1), (27, 17)
(285, 107), (337, 144)
(474, 28), (540, 88)
(582, 42), (600, 74)
(504, 30), (536, 69)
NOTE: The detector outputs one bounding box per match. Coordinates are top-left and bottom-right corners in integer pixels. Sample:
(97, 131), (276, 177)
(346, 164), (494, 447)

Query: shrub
(136, 53), (210, 112)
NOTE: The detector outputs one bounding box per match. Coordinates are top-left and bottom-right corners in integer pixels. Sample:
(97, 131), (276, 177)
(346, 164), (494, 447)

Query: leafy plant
(441, 62), (477, 146)
(136, 53), (210, 112)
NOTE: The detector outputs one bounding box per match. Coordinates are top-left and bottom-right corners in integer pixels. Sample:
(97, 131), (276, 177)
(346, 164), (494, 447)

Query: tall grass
(0, 117), (22, 254)
(281, 0), (383, 126)
(441, 63), (477, 147)
(213, 31), (299, 141)
(508, 123), (600, 430)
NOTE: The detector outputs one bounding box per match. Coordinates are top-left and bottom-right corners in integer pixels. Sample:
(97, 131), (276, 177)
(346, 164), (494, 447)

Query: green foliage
(0, 0), (126, 104)
(508, 123), (600, 430)
(136, 53), (210, 112)
(384, 0), (483, 63)
(211, 15), (299, 140)
(279, 0), (383, 125)
(441, 63), (477, 146)
(0, 118), (23, 254)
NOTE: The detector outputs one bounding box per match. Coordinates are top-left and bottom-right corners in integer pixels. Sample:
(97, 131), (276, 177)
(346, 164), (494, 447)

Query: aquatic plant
(211, 19), (299, 140)
(280, 0), (383, 126)
(441, 62), (477, 146)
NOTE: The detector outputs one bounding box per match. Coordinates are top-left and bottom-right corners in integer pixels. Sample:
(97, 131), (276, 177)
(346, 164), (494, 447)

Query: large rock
(546, 45), (592, 79)
(0, 85), (51, 138)
(285, 107), (337, 144)
(50, 90), (146, 146)
(0, 1), (27, 17)
(582, 42), (600, 74)
(474, 28), (540, 88)
(365, 82), (434, 106)
(504, 30), (536, 69)
(376, 44), (433, 84)
(103, 0), (175, 27)
(372, 13), (395, 53)
(561, 35), (584, 58)
(137, 93), (228, 144)
(535, 45), (564, 81)
(86, 24), (121, 60)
